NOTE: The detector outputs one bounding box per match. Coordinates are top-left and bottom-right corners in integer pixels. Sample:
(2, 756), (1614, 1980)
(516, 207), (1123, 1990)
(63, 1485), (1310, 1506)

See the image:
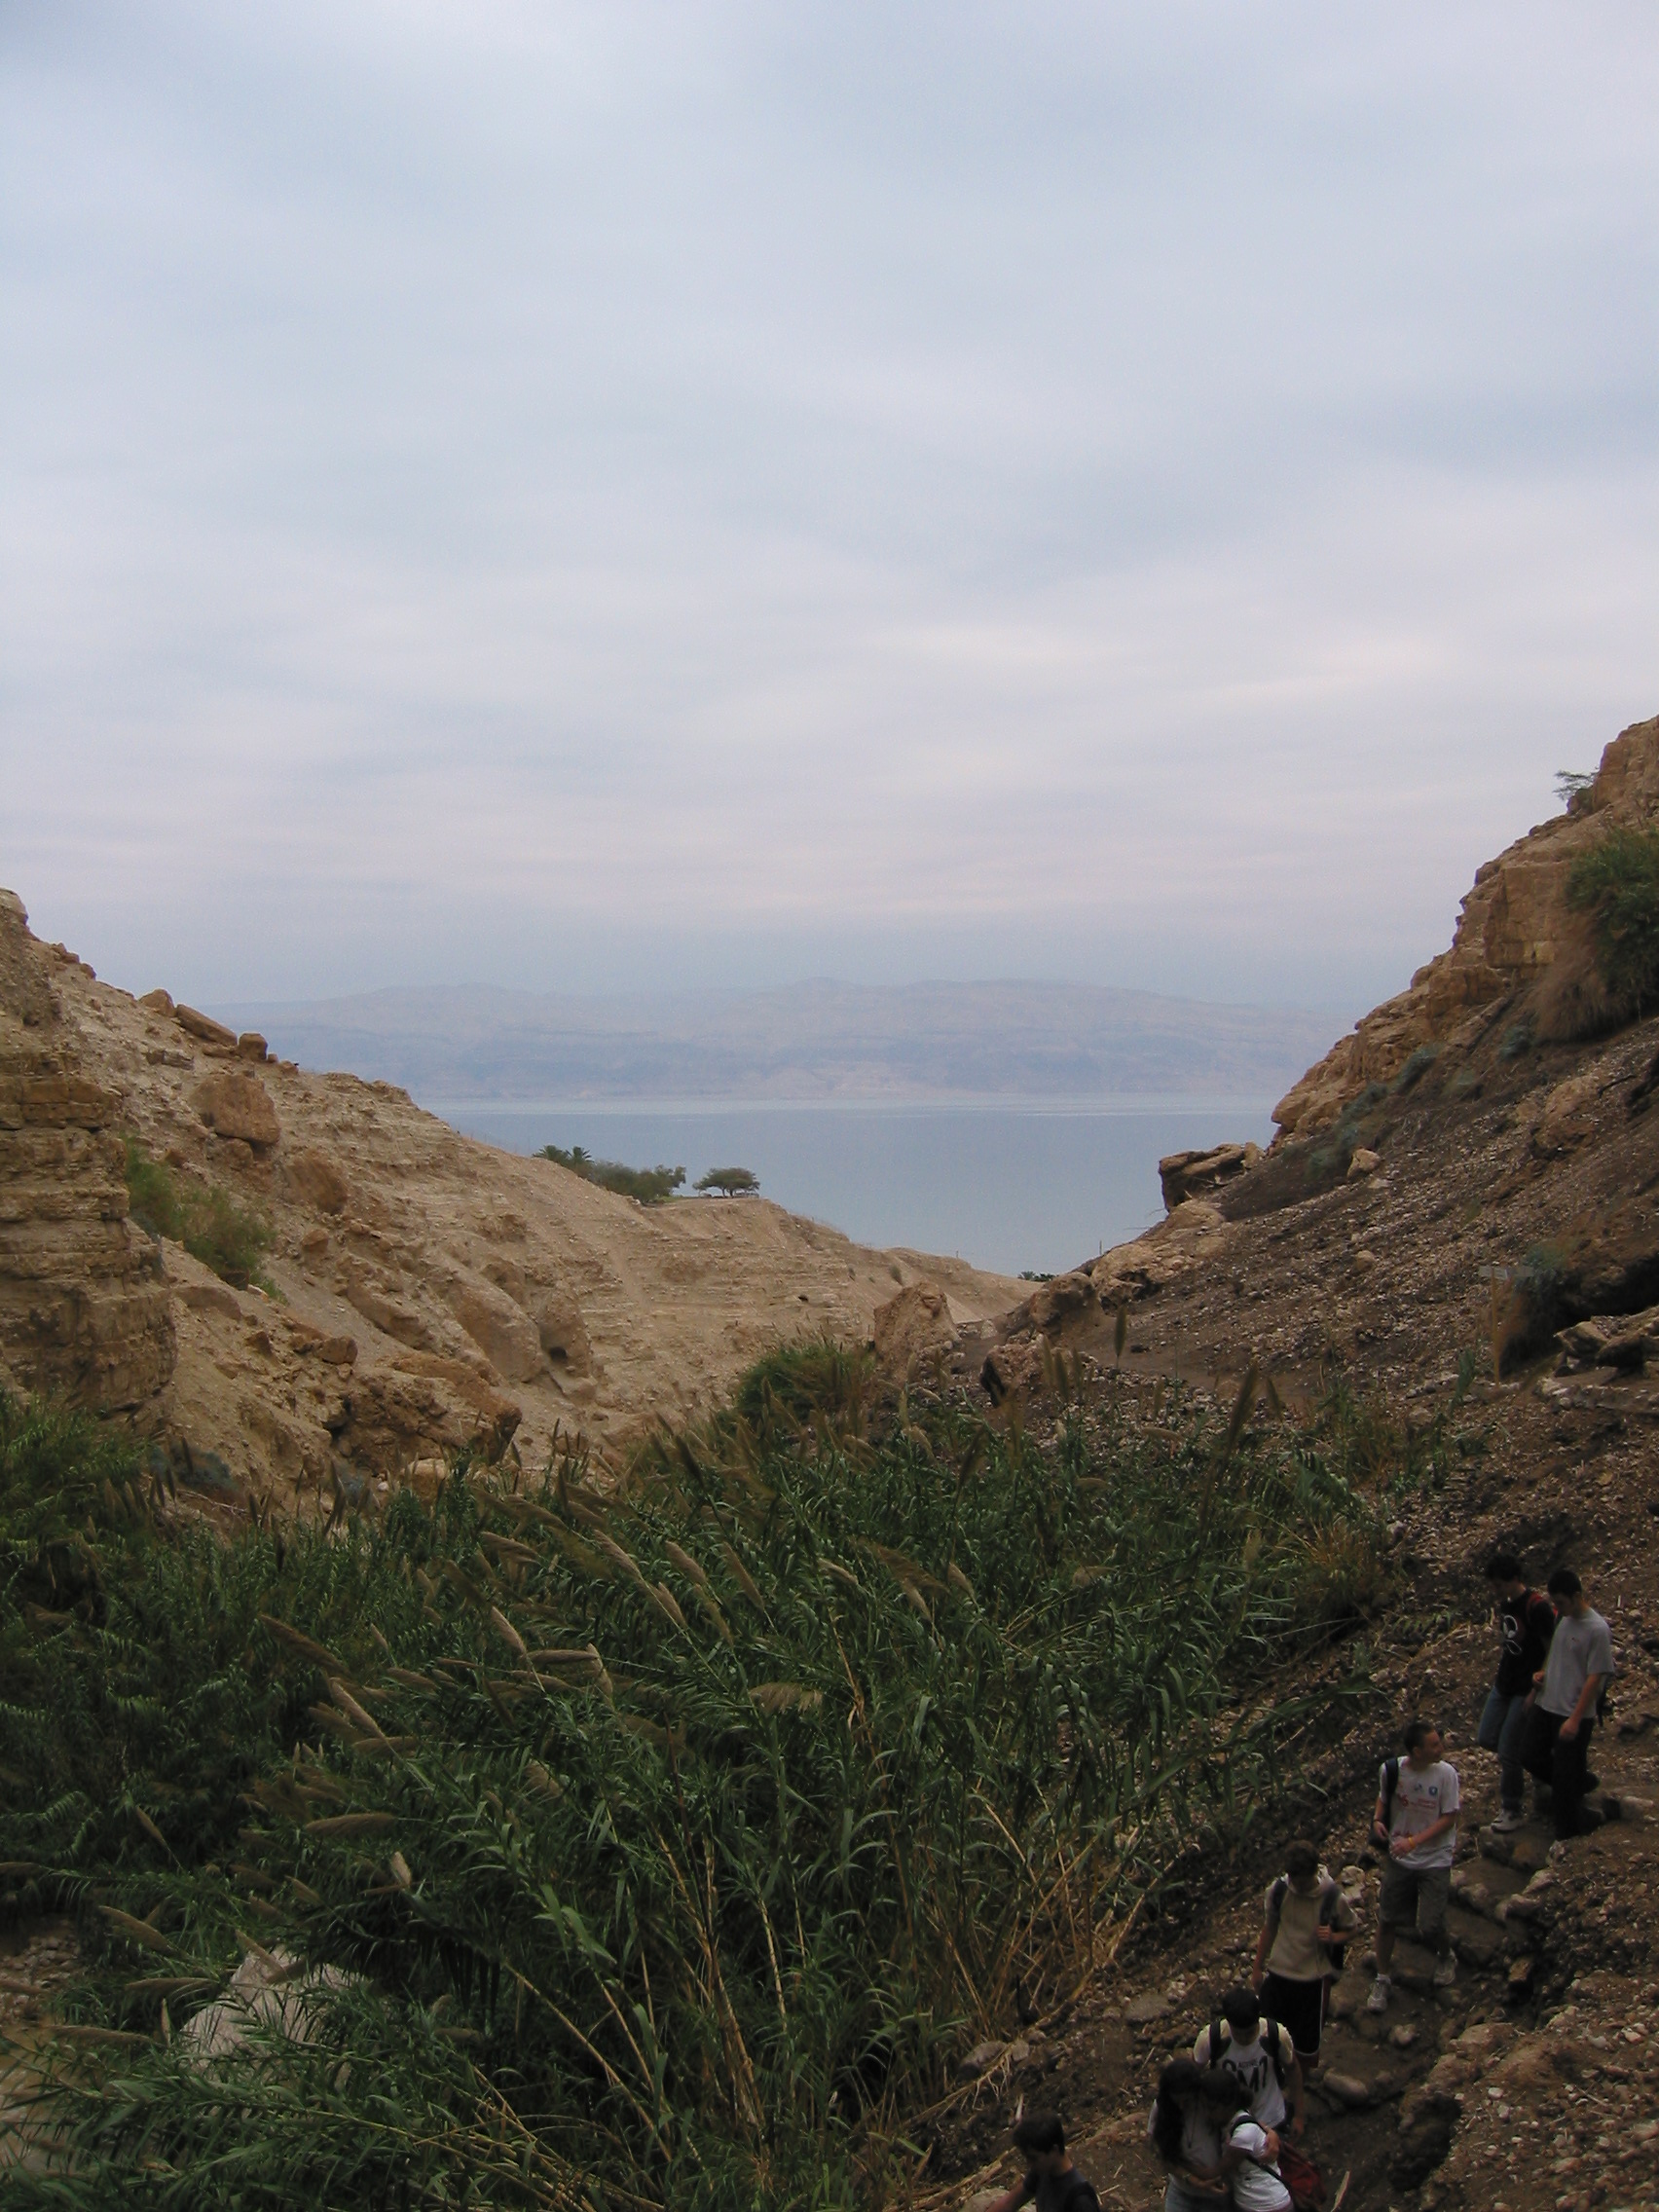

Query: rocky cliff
(1272, 712), (1659, 1140)
(0, 893), (174, 1410)
(0, 893), (1020, 1496)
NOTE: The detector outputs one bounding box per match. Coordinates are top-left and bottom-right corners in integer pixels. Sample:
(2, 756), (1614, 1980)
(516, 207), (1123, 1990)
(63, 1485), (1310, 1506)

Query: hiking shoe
(1366, 1974), (1391, 2013)
(1432, 1955), (1458, 1989)
(1491, 1808), (1526, 1833)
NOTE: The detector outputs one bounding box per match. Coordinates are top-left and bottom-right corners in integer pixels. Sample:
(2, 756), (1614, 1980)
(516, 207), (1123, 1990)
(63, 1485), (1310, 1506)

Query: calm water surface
(429, 1098), (1273, 1278)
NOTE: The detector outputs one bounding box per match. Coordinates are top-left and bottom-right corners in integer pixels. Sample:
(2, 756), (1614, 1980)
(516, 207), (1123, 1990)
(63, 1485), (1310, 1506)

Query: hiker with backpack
(1366, 1718), (1460, 2013)
(1147, 2059), (1240, 2208)
(982, 2112), (1102, 2212)
(1522, 1566), (1617, 1842)
(1478, 1550), (1558, 1833)
(1192, 1988), (1304, 2139)
(1250, 1840), (1357, 2066)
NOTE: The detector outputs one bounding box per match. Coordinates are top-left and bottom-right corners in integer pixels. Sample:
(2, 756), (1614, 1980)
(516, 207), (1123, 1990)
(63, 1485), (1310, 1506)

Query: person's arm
(1371, 1792), (1390, 1846)
(1390, 1810), (1453, 1857)
(1252, 1917), (1272, 1990)
(1560, 1672), (1606, 1740)
(982, 2174), (1034, 2212)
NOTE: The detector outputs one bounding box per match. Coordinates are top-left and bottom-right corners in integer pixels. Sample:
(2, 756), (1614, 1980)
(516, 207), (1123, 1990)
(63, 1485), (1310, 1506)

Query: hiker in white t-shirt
(1366, 1718), (1460, 2013)
(1191, 1988), (1303, 2136)
(1223, 2111), (1293, 2212)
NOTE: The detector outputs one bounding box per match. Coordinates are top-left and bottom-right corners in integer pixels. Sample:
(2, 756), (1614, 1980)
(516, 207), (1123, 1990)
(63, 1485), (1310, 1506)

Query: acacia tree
(694, 1166), (760, 1197)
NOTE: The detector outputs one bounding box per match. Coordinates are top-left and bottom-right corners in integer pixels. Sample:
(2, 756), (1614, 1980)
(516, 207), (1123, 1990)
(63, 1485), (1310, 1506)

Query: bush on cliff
(1567, 825), (1659, 1021)
(123, 1139), (275, 1289)
(0, 1364), (1398, 2209)
(539, 1143), (686, 1204)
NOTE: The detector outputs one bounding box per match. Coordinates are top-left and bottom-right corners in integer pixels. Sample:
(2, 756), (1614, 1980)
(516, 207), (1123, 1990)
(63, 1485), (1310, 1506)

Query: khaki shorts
(1379, 1861), (1451, 1938)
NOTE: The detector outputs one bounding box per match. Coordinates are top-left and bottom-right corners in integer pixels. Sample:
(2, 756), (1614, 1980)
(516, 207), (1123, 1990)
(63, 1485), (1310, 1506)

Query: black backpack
(1268, 1871), (1347, 1974)
(1376, 1755), (1400, 1842)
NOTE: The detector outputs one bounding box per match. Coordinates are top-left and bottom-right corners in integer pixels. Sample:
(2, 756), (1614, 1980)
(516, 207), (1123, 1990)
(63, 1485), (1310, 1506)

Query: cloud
(3, 2), (1656, 1018)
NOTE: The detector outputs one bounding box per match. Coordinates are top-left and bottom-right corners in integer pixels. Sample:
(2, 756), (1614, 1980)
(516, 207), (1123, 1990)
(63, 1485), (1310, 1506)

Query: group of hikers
(984, 1558), (1619, 2212)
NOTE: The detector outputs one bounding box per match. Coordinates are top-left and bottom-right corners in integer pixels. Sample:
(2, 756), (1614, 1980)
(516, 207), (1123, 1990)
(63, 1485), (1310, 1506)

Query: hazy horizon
(5, 7), (1656, 1014)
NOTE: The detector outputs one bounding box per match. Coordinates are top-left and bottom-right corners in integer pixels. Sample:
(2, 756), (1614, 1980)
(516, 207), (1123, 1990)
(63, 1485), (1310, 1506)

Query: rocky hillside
(935, 710), (1659, 2212)
(0, 890), (1020, 1497)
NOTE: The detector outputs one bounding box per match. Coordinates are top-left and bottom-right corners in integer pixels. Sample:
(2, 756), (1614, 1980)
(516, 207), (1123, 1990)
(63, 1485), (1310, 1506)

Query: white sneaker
(1433, 1955), (1458, 1989)
(1366, 1974), (1391, 2013)
(1491, 1809), (1526, 1833)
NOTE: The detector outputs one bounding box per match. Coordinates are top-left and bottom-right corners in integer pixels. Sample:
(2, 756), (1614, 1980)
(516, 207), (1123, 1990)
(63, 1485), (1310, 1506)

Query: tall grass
(0, 1354), (1391, 2209)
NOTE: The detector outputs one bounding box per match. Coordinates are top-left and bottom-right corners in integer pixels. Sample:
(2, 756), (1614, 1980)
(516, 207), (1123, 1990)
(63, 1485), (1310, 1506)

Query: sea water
(427, 1096), (1273, 1279)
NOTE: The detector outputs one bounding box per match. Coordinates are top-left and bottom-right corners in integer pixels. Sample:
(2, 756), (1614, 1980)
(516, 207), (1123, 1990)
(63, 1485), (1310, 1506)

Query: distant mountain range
(214, 979), (1337, 1106)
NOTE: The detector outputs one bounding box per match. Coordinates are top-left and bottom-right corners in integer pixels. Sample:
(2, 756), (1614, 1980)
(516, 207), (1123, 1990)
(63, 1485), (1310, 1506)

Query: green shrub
(1391, 1045), (1441, 1092)
(0, 1367), (1387, 2208)
(123, 1138), (186, 1241)
(540, 1144), (685, 1204)
(123, 1141), (273, 1289)
(1568, 826), (1659, 1016)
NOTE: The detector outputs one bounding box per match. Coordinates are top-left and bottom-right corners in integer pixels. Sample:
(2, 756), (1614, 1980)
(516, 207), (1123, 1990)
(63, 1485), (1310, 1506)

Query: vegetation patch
(538, 1144), (686, 1204)
(0, 1362), (1396, 2208)
(124, 1139), (273, 1289)
(1567, 825), (1659, 1021)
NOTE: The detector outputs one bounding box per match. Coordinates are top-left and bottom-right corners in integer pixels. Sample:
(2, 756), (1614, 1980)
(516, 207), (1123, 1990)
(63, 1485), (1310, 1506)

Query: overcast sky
(3, 3), (1655, 1020)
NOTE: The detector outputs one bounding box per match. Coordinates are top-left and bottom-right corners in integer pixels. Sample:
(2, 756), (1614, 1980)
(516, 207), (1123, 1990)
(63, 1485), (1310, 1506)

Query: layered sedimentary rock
(1273, 713), (1659, 1140)
(0, 893), (175, 1408)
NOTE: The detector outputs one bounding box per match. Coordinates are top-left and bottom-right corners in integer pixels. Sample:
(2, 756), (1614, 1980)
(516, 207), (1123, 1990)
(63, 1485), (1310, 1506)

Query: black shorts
(1261, 1972), (1324, 2060)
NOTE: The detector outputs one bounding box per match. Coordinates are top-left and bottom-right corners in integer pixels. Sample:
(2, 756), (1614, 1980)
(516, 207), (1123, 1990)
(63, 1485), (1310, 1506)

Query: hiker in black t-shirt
(983, 2112), (1102, 2212)
(1478, 1550), (1557, 1833)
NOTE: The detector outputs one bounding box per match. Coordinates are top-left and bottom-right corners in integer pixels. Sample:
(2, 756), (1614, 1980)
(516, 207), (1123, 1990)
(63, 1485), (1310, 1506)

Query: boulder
(981, 1333), (1044, 1406)
(872, 1279), (955, 1378)
(1532, 1071), (1601, 1157)
(236, 1032), (269, 1061)
(533, 1294), (592, 1378)
(137, 988), (173, 1014)
(1158, 1143), (1259, 1211)
(1347, 1147), (1381, 1177)
(340, 1268), (432, 1351)
(326, 1361), (521, 1472)
(194, 1070), (280, 1150)
(1028, 1271), (1094, 1330)
(174, 1004), (237, 1049)
(285, 1147), (350, 1215)
(1091, 1200), (1231, 1306)
(445, 1274), (545, 1384)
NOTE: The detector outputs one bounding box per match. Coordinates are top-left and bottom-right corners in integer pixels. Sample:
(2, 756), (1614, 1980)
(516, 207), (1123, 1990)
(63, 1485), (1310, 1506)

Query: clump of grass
(1497, 1019), (1533, 1062)
(1305, 1082), (1387, 1187)
(539, 1144), (686, 1204)
(123, 1141), (273, 1289)
(0, 1363), (1389, 2209)
(1568, 825), (1659, 1019)
(1391, 1045), (1441, 1093)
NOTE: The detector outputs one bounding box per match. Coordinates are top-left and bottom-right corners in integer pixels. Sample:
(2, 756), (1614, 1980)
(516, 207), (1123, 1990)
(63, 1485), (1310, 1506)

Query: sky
(3, 2), (1656, 1023)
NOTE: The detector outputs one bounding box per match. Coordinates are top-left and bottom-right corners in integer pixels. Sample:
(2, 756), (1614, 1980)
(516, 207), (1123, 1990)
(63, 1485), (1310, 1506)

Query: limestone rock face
(871, 1279), (955, 1378)
(284, 1147), (350, 1214)
(0, 891), (175, 1409)
(445, 1273), (545, 1385)
(194, 1070), (280, 1150)
(1158, 1142), (1260, 1211)
(1088, 1200), (1231, 1305)
(1273, 713), (1659, 1140)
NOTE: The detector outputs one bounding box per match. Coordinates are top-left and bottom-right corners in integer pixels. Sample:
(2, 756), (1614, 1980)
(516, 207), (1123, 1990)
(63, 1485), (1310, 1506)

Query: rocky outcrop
(1158, 1142), (1260, 1211)
(194, 1069), (281, 1150)
(1088, 1200), (1232, 1306)
(0, 893), (175, 1409)
(1273, 712), (1659, 1140)
(871, 1279), (955, 1379)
